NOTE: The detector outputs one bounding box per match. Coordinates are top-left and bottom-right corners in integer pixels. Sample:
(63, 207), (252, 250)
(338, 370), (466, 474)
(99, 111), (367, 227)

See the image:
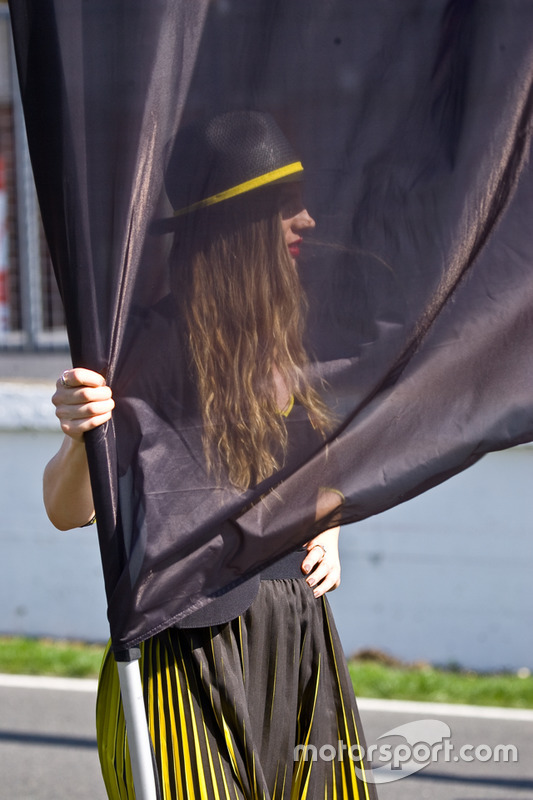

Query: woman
(44, 111), (377, 799)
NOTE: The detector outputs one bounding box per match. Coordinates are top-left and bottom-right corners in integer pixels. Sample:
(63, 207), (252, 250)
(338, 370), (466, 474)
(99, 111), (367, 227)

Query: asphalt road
(1, 674), (532, 800)
(357, 698), (533, 800)
(0, 675), (105, 800)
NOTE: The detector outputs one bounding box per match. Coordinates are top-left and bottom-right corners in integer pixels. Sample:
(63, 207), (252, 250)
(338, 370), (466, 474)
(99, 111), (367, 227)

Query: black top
(176, 546), (306, 628)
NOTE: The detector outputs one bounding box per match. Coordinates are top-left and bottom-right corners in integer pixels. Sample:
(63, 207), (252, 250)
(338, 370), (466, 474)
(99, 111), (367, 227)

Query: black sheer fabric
(9, 0), (533, 651)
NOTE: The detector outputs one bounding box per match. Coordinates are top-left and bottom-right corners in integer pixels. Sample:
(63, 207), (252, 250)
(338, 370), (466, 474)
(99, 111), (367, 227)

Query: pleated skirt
(96, 578), (378, 799)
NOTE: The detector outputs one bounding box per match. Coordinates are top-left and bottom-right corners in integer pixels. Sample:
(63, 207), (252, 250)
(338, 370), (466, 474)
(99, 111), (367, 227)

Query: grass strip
(0, 636), (105, 678)
(1, 638), (531, 709)
(348, 655), (533, 709)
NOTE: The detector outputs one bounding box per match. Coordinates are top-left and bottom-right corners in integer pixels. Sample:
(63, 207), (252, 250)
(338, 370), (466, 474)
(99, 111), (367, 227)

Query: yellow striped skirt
(96, 578), (378, 799)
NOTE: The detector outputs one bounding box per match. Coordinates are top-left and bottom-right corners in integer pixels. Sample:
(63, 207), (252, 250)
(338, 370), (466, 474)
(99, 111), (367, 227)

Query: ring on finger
(314, 543), (327, 559)
(59, 371), (69, 388)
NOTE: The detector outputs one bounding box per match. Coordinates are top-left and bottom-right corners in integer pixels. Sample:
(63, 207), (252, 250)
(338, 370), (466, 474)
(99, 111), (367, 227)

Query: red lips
(288, 238), (303, 259)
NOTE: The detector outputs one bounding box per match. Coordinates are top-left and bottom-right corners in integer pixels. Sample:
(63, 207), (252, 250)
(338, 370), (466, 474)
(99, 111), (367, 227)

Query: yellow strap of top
(280, 394), (295, 417)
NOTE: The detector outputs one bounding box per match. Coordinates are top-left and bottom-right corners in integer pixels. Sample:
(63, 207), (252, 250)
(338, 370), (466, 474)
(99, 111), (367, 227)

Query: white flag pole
(117, 658), (159, 800)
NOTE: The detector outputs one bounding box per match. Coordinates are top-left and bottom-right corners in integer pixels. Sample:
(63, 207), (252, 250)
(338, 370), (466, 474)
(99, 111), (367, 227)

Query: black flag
(9, 0), (533, 651)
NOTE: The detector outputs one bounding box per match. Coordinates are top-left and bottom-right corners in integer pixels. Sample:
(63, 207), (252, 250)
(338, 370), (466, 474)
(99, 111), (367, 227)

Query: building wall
(1, 378), (531, 671)
(0, 7), (67, 347)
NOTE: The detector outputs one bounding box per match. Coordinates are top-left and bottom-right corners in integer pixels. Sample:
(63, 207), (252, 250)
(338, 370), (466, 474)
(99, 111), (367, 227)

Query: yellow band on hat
(173, 161), (304, 218)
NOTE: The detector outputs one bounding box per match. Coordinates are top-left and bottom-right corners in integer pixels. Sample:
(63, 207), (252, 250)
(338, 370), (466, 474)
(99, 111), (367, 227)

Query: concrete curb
(2, 673), (532, 721)
(357, 696), (533, 722)
(0, 673), (98, 692)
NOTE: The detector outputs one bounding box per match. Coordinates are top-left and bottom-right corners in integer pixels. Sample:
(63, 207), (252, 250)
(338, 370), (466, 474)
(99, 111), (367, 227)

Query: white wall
(0, 425), (108, 642)
(0, 380), (108, 641)
(329, 444), (533, 672)
(1, 380), (531, 670)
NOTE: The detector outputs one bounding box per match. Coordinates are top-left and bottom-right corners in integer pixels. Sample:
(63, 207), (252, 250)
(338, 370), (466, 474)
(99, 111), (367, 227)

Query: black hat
(155, 111), (303, 231)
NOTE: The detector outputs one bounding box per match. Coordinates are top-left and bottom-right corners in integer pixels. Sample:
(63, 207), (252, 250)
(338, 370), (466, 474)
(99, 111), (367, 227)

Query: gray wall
(329, 444), (533, 671)
(1, 379), (531, 671)
(0, 424), (108, 642)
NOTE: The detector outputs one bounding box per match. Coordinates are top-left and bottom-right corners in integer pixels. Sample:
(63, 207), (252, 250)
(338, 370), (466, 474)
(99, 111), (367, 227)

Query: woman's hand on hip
(301, 526), (341, 598)
(52, 368), (114, 441)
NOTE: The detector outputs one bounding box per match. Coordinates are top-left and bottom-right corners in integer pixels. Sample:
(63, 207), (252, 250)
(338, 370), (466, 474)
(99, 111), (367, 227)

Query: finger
(301, 543), (326, 575)
(55, 398), (115, 422)
(305, 558), (341, 593)
(59, 410), (113, 439)
(54, 365), (110, 409)
(57, 368), (107, 390)
(306, 560), (341, 595)
(53, 384), (113, 409)
(311, 569), (341, 598)
(305, 558), (330, 587)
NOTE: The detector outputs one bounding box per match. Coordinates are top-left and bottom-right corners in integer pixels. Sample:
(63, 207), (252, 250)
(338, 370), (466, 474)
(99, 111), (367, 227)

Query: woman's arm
(43, 368), (114, 530)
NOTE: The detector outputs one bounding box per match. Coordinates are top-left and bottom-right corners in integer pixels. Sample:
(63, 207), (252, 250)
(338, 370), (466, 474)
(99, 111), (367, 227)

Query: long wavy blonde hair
(170, 188), (332, 490)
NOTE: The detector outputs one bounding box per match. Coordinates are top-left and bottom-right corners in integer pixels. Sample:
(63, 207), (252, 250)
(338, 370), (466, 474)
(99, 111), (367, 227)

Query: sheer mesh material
(9, 0), (533, 651)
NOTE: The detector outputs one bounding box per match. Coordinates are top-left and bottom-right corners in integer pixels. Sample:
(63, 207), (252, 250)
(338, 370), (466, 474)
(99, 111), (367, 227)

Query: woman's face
(279, 184), (315, 260)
